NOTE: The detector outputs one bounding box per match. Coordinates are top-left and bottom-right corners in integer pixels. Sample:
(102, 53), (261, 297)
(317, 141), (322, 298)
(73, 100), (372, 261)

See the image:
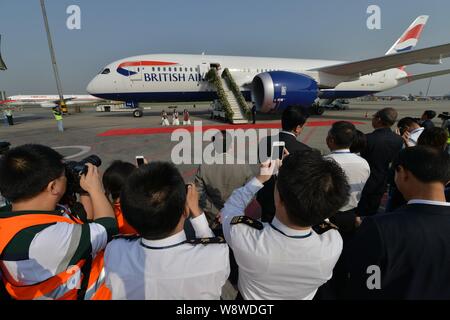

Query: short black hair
(350, 130), (367, 154)
(423, 110), (437, 120)
(120, 162), (186, 240)
(394, 146), (450, 184)
(103, 161), (136, 201)
(282, 106), (308, 132)
(398, 117), (419, 129)
(0, 144), (64, 202)
(277, 150), (350, 227)
(418, 127), (449, 151)
(375, 108), (398, 127)
(329, 121), (356, 148)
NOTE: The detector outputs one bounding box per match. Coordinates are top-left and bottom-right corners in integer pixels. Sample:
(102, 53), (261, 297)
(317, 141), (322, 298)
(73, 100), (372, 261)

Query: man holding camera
(221, 150), (349, 300)
(103, 162), (230, 300)
(0, 144), (118, 300)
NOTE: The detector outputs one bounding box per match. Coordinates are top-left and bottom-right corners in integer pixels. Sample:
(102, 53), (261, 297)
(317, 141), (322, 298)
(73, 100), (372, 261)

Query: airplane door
(198, 63), (209, 82)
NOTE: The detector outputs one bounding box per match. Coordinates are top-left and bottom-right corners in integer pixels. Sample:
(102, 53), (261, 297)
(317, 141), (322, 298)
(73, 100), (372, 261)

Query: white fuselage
(6, 95), (102, 106)
(87, 54), (409, 103)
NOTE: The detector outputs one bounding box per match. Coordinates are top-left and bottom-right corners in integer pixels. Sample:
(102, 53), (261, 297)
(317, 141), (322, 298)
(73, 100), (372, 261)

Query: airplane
(0, 95), (104, 109)
(87, 15), (450, 116)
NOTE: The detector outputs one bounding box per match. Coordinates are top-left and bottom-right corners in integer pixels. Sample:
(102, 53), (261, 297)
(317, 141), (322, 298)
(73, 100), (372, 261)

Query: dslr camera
(65, 155), (102, 196)
(438, 112), (450, 121)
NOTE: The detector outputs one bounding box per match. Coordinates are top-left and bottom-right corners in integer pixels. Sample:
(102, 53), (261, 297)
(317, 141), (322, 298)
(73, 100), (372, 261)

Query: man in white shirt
(397, 117), (425, 147)
(325, 121), (371, 233)
(221, 150), (350, 300)
(104, 162), (230, 300)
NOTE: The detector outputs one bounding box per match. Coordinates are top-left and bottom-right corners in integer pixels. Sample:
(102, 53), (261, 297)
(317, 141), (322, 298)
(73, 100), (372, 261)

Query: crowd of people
(0, 105), (450, 300)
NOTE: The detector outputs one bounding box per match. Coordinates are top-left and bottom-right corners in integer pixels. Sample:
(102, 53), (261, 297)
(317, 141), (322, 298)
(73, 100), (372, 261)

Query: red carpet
(98, 121), (366, 137)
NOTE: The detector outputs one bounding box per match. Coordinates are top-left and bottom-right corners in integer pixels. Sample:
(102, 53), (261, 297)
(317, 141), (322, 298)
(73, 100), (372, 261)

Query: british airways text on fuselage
(143, 73), (205, 82)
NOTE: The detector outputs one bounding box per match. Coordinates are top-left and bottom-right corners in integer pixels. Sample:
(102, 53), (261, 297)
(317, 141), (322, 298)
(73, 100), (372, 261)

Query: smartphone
(272, 141), (286, 161)
(136, 156), (145, 167)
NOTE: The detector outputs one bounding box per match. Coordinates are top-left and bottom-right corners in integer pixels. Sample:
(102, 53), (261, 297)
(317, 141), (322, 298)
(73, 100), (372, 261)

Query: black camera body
(65, 155), (102, 197)
(438, 112), (450, 121)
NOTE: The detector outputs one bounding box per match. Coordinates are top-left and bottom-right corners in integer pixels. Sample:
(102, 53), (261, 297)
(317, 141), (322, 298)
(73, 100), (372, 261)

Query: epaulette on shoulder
(230, 216), (264, 231)
(312, 221), (339, 235)
(188, 236), (226, 245)
(113, 234), (140, 242)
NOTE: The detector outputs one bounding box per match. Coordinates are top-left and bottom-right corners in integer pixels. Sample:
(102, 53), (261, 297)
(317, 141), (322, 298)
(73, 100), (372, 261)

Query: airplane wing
(311, 43), (450, 77)
(400, 68), (450, 82)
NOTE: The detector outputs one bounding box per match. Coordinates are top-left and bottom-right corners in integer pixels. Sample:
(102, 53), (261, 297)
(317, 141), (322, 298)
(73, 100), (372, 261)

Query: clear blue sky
(1, 0), (450, 96)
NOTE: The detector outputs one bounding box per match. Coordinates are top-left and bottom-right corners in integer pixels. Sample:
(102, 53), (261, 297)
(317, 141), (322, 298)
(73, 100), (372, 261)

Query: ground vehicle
(96, 103), (146, 118)
(321, 99), (350, 111)
(210, 100), (226, 120)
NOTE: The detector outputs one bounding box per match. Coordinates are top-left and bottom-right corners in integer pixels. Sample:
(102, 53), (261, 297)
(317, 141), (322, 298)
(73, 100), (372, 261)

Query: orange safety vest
(113, 203), (138, 235)
(0, 214), (111, 300)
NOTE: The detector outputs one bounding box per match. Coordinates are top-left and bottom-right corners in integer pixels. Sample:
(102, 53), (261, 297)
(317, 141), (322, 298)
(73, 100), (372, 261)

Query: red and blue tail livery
(386, 15), (429, 55)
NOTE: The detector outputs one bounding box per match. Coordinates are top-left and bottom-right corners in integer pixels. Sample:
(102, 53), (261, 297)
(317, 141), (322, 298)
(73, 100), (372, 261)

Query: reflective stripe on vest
(0, 214), (104, 300)
(53, 112), (63, 121)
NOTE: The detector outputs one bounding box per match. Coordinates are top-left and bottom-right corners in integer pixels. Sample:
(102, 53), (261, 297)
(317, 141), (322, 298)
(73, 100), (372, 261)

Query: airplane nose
(86, 78), (98, 95)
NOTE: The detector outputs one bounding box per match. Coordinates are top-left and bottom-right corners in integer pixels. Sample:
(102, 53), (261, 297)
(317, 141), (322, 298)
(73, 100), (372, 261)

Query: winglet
(386, 15), (429, 55)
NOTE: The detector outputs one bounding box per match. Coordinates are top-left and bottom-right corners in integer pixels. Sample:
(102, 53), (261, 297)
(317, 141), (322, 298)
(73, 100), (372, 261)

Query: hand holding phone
(136, 156), (145, 167)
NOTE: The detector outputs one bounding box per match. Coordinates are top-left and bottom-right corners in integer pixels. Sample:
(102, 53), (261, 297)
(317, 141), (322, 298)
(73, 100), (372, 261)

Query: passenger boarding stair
(208, 68), (250, 124)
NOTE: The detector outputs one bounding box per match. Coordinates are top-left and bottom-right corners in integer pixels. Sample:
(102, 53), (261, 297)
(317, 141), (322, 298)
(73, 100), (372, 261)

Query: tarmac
(0, 100), (448, 182)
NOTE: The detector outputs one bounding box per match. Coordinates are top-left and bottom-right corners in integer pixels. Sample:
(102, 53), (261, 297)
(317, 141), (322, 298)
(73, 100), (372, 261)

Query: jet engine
(252, 71), (319, 113)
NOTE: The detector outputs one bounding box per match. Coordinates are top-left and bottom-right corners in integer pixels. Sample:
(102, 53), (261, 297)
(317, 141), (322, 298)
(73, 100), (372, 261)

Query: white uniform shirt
(221, 178), (343, 300)
(325, 149), (371, 212)
(104, 214), (230, 300)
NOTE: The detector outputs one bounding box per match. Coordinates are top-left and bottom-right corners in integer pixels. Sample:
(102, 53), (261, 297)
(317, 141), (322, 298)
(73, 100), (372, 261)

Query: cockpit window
(101, 68), (111, 75)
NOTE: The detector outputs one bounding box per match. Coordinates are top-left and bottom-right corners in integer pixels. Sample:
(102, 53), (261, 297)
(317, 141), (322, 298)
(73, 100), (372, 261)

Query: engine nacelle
(252, 71), (319, 113)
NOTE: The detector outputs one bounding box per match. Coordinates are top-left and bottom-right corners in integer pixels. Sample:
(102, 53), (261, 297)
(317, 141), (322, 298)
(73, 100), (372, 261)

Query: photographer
(0, 144), (118, 300)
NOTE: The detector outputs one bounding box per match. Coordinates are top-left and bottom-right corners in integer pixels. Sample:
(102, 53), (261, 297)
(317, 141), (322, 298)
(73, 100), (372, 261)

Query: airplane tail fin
(386, 15), (429, 56)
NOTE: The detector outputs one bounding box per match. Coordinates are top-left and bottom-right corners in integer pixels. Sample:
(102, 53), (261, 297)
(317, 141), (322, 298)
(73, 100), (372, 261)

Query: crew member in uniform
(222, 150), (350, 300)
(52, 107), (64, 132)
(103, 162), (230, 300)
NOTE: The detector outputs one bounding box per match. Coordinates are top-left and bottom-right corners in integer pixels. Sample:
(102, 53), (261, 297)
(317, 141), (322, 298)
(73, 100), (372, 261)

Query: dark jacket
(358, 128), (403, 216)
(256, 132), (311, 222)
(343, 203), (450, 300)
(421, 119), (435, 130)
